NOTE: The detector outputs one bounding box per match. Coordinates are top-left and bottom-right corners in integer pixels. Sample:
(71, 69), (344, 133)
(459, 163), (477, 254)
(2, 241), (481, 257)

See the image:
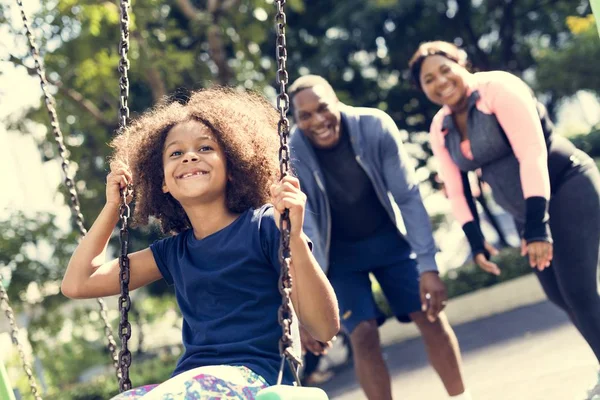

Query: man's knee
(410, 311), (450, 340)
(350, 319), (381, 352)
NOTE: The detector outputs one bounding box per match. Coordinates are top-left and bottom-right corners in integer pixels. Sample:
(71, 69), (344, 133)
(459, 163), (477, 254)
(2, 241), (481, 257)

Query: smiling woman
(409, 40), (600, 397)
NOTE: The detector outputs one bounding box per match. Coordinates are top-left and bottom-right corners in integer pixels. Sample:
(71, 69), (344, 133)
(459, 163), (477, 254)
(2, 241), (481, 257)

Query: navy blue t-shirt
(150, 205), (301, 385)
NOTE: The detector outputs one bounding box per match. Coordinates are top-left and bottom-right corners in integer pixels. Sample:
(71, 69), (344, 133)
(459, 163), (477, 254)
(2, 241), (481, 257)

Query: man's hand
(521, 239), (552, 271)
(300, 325), (332, 356)
(419, 271), (448, 322)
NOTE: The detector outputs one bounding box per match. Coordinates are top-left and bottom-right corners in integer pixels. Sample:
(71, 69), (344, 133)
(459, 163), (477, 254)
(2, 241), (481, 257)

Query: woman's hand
(270, 175), (307, 239)
(474, 241), (500, 276)
(521, 239), (552, 271)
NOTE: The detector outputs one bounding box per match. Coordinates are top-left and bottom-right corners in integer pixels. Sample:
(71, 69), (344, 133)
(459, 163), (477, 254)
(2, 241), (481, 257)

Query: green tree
(3, 0), (591, 219)
(0, 210), (179, 393)
(275, 0), (591, 182)
(535, 14), (600, 97)
(4, 0), (302, 225)
(0, 212), (93, 391)
(279, 0), (591, 128)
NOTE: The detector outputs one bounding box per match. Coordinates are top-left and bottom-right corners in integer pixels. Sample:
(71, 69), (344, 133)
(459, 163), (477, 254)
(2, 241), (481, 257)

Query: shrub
(442, 248), (531, 298)
(372, 248), (531, 317)
(570, 127), (600, 158)
(45, 350), (181, 400)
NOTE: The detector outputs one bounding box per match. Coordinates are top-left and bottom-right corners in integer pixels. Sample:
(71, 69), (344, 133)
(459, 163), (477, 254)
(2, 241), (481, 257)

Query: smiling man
(289, 75), (471, 400)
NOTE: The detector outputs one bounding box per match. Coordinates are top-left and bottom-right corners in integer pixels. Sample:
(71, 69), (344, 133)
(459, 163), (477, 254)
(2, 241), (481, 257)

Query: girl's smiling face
(161, 120), (228, 206)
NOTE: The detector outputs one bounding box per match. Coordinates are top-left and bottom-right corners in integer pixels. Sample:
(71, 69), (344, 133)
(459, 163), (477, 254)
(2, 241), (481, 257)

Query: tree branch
(172, 0), (233, 85)
(207, 0), (219, 14)
(207, 24), (233, 85)
(172, 0), (210, 23)
(514, 0), (562, 19)
(131, 32), (168, 101)
(456, 0), (490, 70)
(58, 84), (113, 128)
(499, 0), (516, 71)
(8, 55), (113, 128)
(221, 0), (240, 11)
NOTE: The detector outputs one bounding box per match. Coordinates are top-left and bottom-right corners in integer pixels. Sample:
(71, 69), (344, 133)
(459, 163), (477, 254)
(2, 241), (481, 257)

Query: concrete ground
(316, 301), (598, 400)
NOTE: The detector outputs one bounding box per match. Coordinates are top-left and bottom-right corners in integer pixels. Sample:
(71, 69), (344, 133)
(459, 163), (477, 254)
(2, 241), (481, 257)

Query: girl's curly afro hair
(109, 87), (281, 234)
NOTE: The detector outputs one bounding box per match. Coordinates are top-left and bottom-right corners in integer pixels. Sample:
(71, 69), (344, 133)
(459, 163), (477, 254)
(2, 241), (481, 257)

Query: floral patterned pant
(110, 365), (268, 400)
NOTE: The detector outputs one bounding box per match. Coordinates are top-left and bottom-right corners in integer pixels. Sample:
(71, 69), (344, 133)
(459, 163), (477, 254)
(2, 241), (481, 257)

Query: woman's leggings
(534, 163), (600, 362)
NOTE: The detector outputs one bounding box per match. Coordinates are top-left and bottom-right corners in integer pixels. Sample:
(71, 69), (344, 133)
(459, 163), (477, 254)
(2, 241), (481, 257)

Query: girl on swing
(61, 87), (340, 399)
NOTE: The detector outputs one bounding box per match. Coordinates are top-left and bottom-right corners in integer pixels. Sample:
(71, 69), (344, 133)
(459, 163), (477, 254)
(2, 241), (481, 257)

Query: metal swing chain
(0, 277), (42, 400)
(14, 0), (121, 387)
(117, 193), (133, 393)
(116, 0), (133, 392)
(273, 0), (302, 386)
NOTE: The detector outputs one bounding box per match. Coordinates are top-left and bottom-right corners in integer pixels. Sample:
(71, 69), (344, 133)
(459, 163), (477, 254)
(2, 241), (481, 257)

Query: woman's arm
(430, 116), (502, 275)
(430, 116), (487, 254)
(430, 116), (475, 226)
(485, 72), (551, 244)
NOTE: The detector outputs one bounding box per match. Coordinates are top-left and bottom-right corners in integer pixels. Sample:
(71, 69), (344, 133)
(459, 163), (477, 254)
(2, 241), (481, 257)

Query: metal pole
(592, 0), (600, 37)
(0, 359), (17, 400)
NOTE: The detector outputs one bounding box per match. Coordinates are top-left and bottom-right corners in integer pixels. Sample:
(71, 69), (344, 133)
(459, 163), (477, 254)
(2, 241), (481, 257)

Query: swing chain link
(0, 277), (42, 400)
(118, 0), (131, 130)
(16, 0), (86, 238)
(14, 0), (122, 390)
(118, 193), (133, 392)
(274, 0), (301, 384)
(275, 0), (291, 179)
(117, 0), (133, 392)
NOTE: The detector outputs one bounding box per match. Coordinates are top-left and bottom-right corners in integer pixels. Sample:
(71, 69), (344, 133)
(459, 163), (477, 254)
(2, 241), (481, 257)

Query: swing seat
(256, 385), (329, 400)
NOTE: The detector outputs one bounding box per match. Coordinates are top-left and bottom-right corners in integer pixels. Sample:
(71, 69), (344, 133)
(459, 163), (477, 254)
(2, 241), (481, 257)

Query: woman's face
(419, 55), (469, 108)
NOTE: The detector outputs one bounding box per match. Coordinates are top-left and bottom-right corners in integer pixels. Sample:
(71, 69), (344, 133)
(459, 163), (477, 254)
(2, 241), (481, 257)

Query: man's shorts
(328, 223), (422, 334)
(328, 257), (422, 334)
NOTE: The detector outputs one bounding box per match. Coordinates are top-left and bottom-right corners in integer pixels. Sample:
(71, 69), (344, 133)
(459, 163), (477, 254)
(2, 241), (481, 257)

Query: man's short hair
(288, 75), (337, 104)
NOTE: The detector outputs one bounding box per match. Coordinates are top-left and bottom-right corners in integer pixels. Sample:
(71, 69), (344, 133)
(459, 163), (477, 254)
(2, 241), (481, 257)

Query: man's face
(292, 85), (342, 149)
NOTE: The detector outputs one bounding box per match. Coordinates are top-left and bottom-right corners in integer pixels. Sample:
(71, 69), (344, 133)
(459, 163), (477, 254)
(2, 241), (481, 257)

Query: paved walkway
(316, 301), (597, 400)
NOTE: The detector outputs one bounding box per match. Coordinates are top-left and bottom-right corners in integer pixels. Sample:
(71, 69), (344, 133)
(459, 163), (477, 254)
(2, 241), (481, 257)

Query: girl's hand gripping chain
(106, 162), (133, 207)
(270, 175), (307, 239)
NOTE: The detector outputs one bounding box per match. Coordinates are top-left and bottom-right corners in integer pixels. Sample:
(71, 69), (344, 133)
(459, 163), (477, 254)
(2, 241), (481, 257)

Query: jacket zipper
(354, 154), (398, 226)
(313, 171), (332, 259)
